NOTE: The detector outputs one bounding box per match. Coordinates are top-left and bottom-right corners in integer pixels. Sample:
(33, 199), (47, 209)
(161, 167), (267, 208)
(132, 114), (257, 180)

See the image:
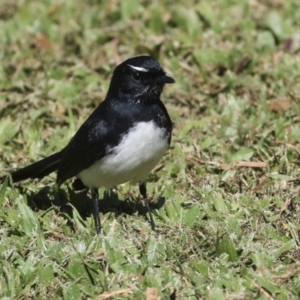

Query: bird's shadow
(21, 184), (166, 231)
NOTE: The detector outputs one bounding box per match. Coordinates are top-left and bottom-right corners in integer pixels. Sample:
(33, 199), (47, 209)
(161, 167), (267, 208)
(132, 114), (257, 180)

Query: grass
(1, 0), (300, 299)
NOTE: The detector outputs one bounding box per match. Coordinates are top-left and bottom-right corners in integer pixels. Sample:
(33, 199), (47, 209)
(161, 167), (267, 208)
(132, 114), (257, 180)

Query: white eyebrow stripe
(128, 65), (149, 72)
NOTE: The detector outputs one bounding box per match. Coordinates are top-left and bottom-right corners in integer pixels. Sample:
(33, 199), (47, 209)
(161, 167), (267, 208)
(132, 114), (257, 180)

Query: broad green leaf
(216, 235), (238, 262)
(254, 275), (281, 295)
(63, 283), (81, 300)
(121, 0), (139, 20)
(182, 207), (201, 227)
(67, 257), (86, 279)
(0, 175), (9, 207)
(39, 265), (54, 284)
(273, 240), (296, 258)
(208, 288), (226, 300)
(165, 199), (181, 222)
(213, 193), (228, 213)
(0, 121), (20, 144)
(16, 195), (41, 235)
(257, 30), (275, 49)
(229, 148), (254, 162)
(266, 11), (284, 40)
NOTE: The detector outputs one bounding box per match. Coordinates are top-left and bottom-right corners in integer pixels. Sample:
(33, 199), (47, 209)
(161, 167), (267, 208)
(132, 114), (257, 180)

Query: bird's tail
(4, 151), (62, 183)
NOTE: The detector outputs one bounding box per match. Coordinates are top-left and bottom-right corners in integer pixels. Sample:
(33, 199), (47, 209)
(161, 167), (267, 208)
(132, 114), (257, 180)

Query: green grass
(1, 0), (300, 299)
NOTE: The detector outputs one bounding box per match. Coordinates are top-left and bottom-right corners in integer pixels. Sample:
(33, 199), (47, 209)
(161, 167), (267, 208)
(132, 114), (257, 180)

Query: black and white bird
(4, 56), (174, 234)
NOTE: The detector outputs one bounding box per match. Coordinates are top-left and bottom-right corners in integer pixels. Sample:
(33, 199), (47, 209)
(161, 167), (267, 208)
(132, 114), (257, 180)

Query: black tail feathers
(3, 151), (62, 183)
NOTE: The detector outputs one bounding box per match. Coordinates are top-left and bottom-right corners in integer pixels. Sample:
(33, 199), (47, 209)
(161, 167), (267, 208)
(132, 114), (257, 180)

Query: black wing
(56, 99), (137, 185)
(55, 98), (118, 186)
(56, 116), (109, 185)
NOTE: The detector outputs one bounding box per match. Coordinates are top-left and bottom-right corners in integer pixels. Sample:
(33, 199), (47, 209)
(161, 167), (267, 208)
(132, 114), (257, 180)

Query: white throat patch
(128, 65), (149, 72)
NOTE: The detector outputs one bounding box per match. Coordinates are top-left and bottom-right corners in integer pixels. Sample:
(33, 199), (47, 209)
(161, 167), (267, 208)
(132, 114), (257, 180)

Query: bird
(2, 55), (175, 234)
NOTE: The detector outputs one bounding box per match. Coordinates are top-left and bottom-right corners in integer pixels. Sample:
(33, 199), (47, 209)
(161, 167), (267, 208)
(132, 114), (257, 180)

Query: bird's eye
(132, 72), (141, 81)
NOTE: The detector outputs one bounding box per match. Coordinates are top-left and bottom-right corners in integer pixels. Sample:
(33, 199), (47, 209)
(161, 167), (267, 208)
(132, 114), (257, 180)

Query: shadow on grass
(17, 182), (165, 232)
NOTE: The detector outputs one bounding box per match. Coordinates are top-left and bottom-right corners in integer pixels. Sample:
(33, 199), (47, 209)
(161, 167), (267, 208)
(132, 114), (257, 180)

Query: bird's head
(107, 56), (175, 102)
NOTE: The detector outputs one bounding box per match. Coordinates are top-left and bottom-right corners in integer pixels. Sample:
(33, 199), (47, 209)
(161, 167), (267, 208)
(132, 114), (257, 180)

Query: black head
(107, 56), (175, 102)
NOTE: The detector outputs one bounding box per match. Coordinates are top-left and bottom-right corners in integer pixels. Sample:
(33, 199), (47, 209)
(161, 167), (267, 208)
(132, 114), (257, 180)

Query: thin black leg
(139, 181), (156, 231)
(91, 188), (101, 234)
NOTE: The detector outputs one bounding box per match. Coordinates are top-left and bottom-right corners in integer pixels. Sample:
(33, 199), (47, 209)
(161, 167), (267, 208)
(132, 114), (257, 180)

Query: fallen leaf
(272, 51), (282, 64)
(96, 288), (133, 300)
(146, 287), (158, 300)
(185, 156), (202, 167)
(268, 98), (291, 112)
(235, 161), (267, 168)
(52, 231), (64, 239)
(47, 4), (60, 15)
(252, 176), (268, 193)
(110, 38), (121, 65)
(207, 84), (229, 96)
(234, 56), (252, 74)
(53, 102), (67, 117)
(36, 33), (52, 50)
(189, 158), (267, 169)
(151, 163), (164, 173)
(274, 179), (287, 190)
(283, 38), (293, 52)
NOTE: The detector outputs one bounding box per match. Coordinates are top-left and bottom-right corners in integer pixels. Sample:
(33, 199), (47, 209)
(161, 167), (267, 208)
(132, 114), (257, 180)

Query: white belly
(78, 121), (169, 189)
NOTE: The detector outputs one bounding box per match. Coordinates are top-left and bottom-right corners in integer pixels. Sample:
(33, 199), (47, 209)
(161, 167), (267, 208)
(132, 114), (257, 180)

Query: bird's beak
(157, 75), (175, 84)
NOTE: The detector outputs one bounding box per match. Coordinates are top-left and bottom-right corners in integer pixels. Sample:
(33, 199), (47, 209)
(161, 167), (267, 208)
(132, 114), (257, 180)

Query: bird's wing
(56, 99), (136, 185)
(56, 114), (111, 185)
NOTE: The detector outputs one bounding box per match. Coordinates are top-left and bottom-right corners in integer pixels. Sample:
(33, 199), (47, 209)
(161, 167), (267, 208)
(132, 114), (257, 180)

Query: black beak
(157, 75), (175, 84)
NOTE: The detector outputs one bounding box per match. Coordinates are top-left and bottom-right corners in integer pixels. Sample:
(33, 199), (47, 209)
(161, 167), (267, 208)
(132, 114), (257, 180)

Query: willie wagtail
(2, 56), (174, 234)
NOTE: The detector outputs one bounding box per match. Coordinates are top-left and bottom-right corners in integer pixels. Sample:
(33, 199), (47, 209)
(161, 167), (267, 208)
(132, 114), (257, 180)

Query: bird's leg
(91, 188), (101, 234)
(139, 181), (156, 231)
